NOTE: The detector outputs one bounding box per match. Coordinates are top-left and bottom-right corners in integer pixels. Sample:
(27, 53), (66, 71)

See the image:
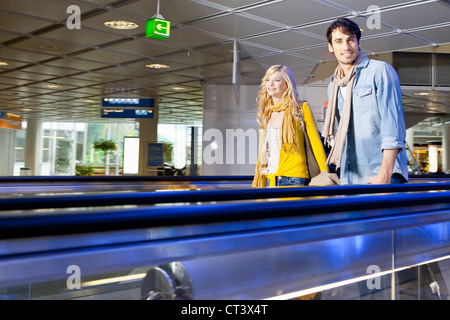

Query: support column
(0, 128), (15, 176)
(190, 126), (198, 175)
(24, 119), (42, 175)
(428, 142), (439, 173)
(138, 117), (158, 176)
(443, 124), (450, 174)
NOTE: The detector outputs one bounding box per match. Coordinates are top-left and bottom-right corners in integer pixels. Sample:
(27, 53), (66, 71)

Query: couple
(253, 18), (409, 187)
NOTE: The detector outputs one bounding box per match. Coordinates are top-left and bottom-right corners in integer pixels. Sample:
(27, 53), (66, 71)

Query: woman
(252, 65), (328, 187)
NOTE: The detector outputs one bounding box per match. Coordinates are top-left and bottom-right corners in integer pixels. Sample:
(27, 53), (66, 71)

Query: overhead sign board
(101, 98), (156, 119)
(146, 18), (170, 39)
(101, 108), (155, 119)
(0, 111), (23, 130)
(102, 98), (154, 108)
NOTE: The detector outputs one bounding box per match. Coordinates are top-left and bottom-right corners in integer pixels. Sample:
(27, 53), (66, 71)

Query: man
(322, 18), (408, 185)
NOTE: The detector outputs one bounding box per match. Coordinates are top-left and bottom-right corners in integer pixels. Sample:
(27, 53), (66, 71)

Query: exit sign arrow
(146, 18), (170, 39)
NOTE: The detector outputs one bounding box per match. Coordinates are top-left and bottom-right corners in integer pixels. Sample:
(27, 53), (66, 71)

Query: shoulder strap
(297, 100), (305, 130)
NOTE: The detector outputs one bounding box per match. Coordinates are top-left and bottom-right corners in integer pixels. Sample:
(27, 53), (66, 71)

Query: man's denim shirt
(328, 55), (409, 185)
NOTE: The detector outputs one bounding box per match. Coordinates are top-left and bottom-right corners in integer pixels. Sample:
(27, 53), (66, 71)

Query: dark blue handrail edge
(0, 190), (449, 240)
(0, 174), (447, 183)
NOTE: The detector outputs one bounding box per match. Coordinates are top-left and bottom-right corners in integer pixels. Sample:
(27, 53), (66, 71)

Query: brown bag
(300, 123), (321, 179)
(309, 170), (340, 186)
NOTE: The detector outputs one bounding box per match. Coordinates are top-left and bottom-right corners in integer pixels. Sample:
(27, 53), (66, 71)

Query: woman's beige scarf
(322, 52), (366, 168)
(252, 98), (300, 187)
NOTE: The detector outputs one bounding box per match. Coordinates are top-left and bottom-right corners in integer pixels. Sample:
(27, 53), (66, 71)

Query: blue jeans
(269, 176), (310, 186)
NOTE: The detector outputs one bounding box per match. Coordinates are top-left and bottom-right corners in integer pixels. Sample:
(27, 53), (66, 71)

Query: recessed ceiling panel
(0, 11), (54, 34)
(0, 47), (56, 63)
(9, 37), (87, 56)
(160, 50), (231, 67)
(288, 45), (334, 62)
(45, 57), (109, 70)
(362, 34), (432, 54)
(104, 38), (179, 58)
(248, 0), (343, 26)
(0, 30), (20, 43)
(162, 27), (230, 51)
(74, 48), (143, 64)
(331, 0), (403, 12)
(251, 52), (319, 69)
(246, 30), (324, 51)
(413, 27), (450, 45)
(2, 70), (56, 82)
(21, 64), (81, 77)
(237, 42), (278, 60)
(189, 14), (276, 39)
(43, 28), (125, 48)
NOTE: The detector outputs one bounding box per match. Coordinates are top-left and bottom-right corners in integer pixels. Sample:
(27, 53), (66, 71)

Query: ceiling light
(0, 61), (9, 66)
(146, 63), (170, 69)
(44, 84), (62, 89)
(104, 20), (139, 30)
(414, 92), (430, 96)
(39, 45), (56, 50)
(171, 86), (186, 91)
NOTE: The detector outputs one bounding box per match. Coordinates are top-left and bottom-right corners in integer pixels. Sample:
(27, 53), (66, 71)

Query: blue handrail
(0, 182), (449, 210)
(0, 190), (449, 240)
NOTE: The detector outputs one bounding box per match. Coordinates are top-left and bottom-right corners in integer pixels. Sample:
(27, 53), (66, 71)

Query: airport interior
(0, 0), (449, 301)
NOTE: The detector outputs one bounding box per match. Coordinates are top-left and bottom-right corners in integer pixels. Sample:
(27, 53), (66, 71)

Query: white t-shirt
(266, 122), (282, 174)
(340, 86), (347, 99)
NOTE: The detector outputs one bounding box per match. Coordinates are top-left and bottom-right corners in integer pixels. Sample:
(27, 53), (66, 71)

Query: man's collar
(330, 53), (370, 81)
(355, 53), (370, 69)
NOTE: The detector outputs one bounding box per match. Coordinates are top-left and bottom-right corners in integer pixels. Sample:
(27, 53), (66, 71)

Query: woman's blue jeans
(269, 176), (310, 186)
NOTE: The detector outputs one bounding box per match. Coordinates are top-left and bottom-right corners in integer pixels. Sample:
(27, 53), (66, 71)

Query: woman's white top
(266, 122), (282, 174)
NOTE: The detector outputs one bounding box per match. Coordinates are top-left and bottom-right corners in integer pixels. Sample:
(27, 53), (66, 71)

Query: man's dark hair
(326, 18), (361, 44)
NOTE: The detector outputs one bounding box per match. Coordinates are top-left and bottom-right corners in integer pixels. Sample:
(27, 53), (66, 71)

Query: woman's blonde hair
(256, 65), (302, 152)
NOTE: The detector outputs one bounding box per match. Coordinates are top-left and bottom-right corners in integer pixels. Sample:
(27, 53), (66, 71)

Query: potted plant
(92, 139), (117, 174)
(75, 162), (94, 176)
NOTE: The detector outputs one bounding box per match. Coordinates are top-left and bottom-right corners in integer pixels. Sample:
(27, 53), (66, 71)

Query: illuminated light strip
(264, 254), (450, 300)
(82, 273), (147, 288)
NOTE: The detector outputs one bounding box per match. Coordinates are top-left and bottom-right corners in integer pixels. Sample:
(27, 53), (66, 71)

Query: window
(393, 52), (432, 86)
(436, 53), (450, 87)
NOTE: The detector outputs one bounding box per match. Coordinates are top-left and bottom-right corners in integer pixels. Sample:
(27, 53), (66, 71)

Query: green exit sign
(146, 18), (170, 39)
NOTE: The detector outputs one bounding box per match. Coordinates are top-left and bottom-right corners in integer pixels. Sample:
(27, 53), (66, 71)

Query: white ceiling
(0, 0), (449, 125)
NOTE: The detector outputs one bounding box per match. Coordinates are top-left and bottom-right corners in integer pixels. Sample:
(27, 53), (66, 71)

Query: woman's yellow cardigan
(265, 102), (328, 186)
